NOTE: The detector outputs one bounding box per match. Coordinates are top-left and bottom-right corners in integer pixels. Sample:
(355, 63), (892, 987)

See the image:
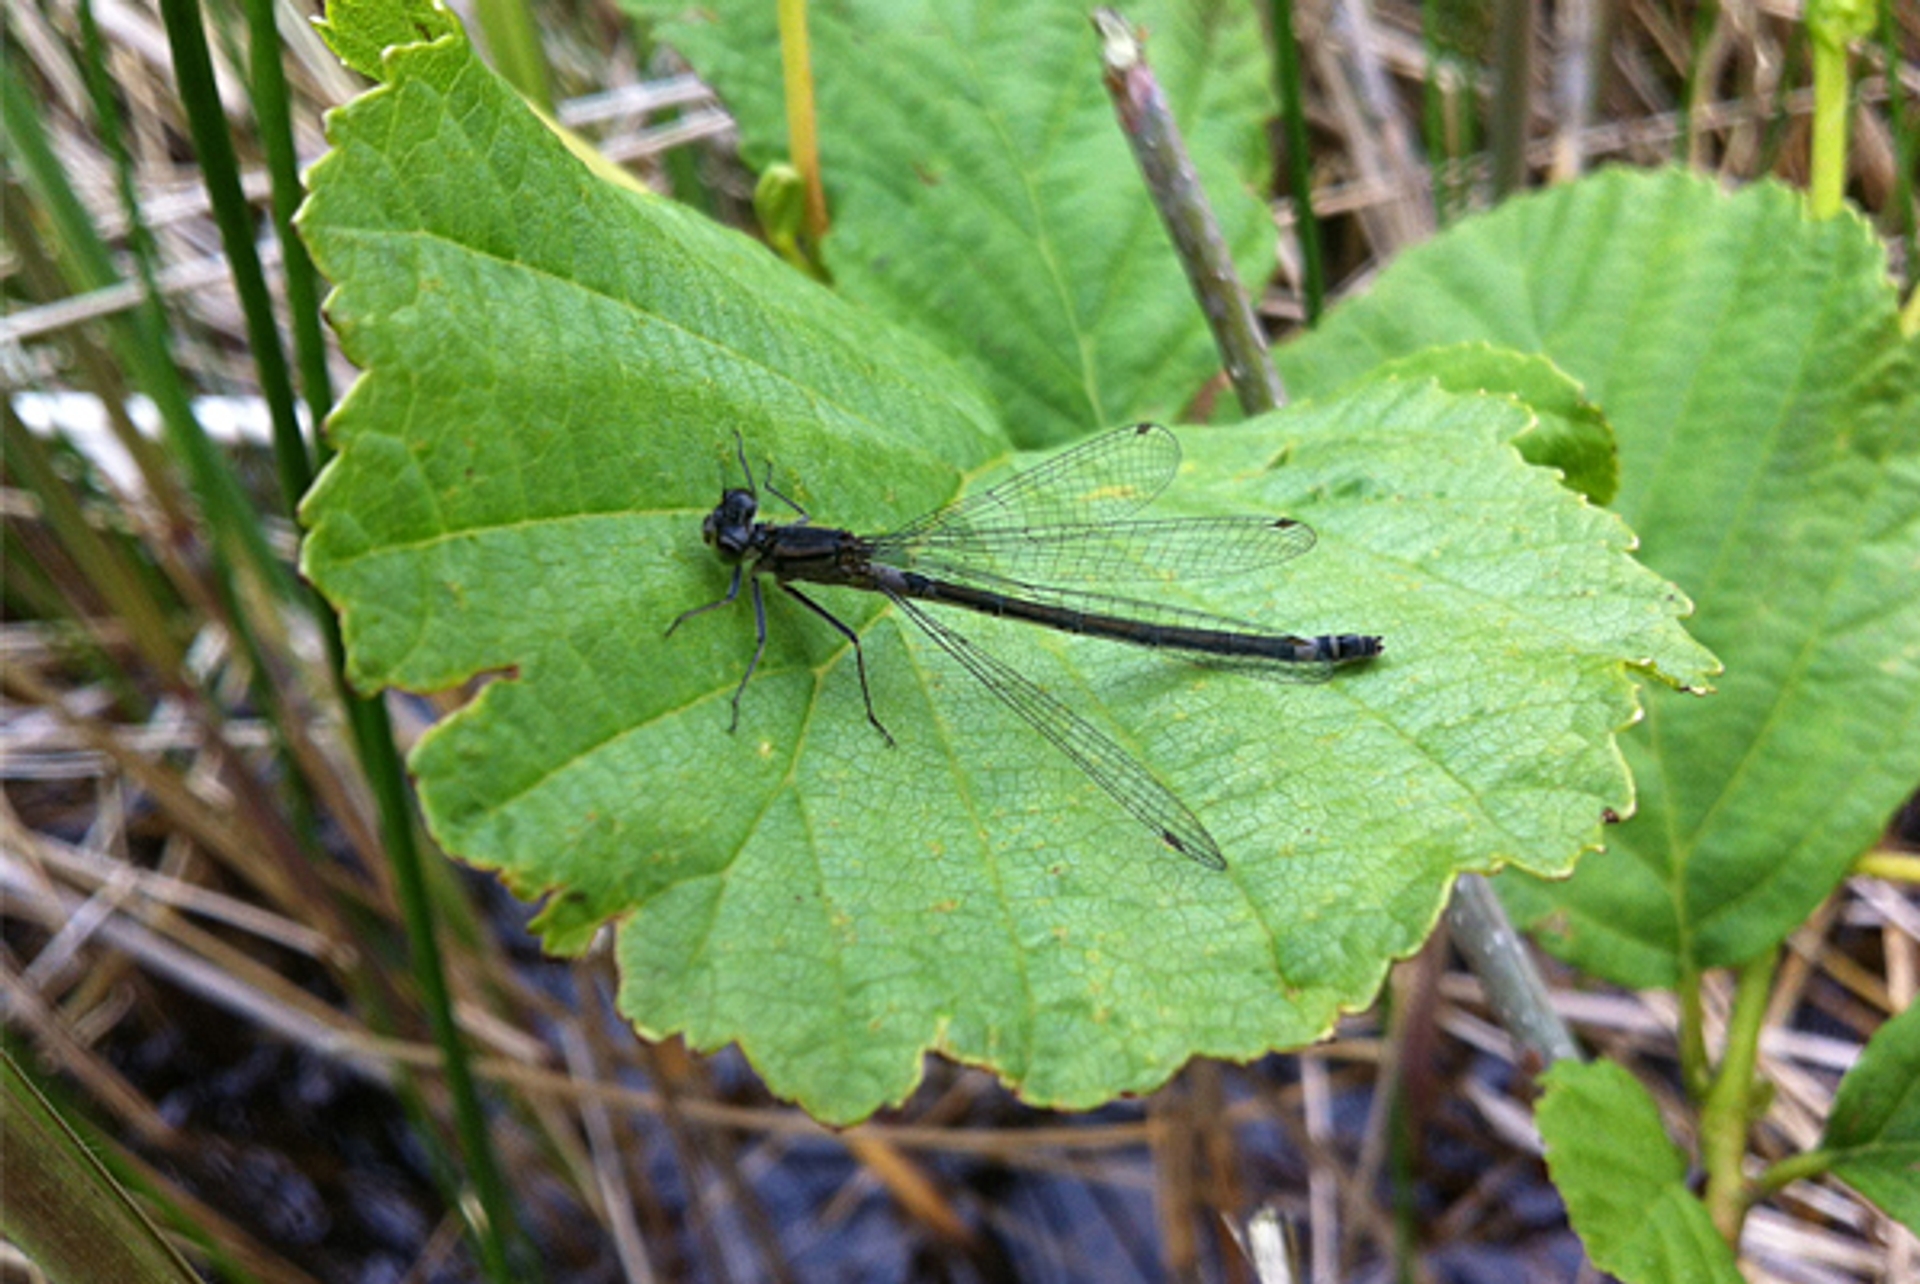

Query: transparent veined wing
(882, 424), (1182, 547)
(875, 515), (1316, 586)
(883, 590), (1229, 869)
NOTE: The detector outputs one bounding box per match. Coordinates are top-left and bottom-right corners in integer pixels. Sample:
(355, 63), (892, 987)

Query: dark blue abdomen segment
(900, 574), (1382, 677)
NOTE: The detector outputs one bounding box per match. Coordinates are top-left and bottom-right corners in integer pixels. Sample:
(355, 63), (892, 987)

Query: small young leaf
(1538, 1061), (1744, 1283)
(1822, 999), (1920, 1233)
(752, 163), (811, 273)
(299, 10), (1714, 1122)
(1283, 168), (1920, 988)
(639, 0), (1277, 443)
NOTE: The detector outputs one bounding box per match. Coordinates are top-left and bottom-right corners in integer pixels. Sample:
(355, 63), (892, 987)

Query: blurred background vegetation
(3, 0), (1915, 1280)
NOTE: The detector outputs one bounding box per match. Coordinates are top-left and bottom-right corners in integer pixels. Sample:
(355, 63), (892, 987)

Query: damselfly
(667, 424), (1381, 869)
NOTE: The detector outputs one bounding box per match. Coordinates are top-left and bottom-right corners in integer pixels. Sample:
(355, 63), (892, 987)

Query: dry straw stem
(1093, 7), (1286, 413)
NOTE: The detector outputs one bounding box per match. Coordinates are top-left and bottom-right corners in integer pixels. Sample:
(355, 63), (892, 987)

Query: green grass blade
(154, 0), (310, 515)
(1489, 0), (1533, 198)
(0, 45), (291, 604)
(472, 0), (553, 113)
(240, 0), (335, 461)
(0, 410), (183, 673)
(0, 1051), (203, 1284)
(1267, 0), (1325, 322)
(1880, 0), (1917, 294)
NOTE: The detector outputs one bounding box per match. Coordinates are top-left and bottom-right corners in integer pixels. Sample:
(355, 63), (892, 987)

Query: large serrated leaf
(1538, 1061), (1745, 1284)
(1283, 168), (1920, 987)
(298, 12), (1713, 1122)
(639, 0), (1276, 443)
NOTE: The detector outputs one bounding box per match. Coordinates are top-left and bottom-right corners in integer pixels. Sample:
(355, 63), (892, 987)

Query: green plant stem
(1806, 0), (1878, 219)
(1752, 1145), (1835, 1200)
(1092, 7), (1284, 414)
(237, 0), (488, 1188)
(1700, 949), (1779, 1244)
(148, 0), (337, 862)
(1386, 1081), (1419, 1280)
(472, 0), (553, 114)
(241, 0), (333, 445)
(156, 0), (310, 524)
(0, 411), (183, 673)
(1754, 21), (1808, 180)
(149, 4), (522, 1275)
(1420, 17), (1456, 227)
(1267, 0), (1324, 323)
(353, 691), (521, 1282)
(777, 0), (828, 245)
(1809, 34), (1851, 218)
(1417, 0), (1482, 224)
(1677, 0), (1721, 165)
(74, 0), (171, 392)
(249, 12), (524, 1268)
(1881, 1), (1917, 299)
(1857, 849), (1920, 882)
(1679, 968), (1711, 1098)
(1489, 0), (1533, 198)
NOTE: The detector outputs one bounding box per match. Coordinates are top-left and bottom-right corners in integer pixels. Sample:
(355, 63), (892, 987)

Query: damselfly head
(702, 488), (760, 558)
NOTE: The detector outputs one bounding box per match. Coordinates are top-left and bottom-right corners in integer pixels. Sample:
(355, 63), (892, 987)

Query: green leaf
(639, 0), (1276, 444)
(1283, 168), (1920, 987)
(298, 13), (1712, 1122)
(1538, 1060), (1745, 1284)
(314, 0), (456, 81)
(295, 23), (1001, 691)
(1822, 999), (1920, 1233)
(1362, 344), (1619, 505)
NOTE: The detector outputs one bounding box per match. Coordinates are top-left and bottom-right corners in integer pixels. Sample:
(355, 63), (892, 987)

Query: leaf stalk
(778, 0), (829, 245)
(1699, 949), (1779, 1243)
(1806, 0), (1877, 219)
